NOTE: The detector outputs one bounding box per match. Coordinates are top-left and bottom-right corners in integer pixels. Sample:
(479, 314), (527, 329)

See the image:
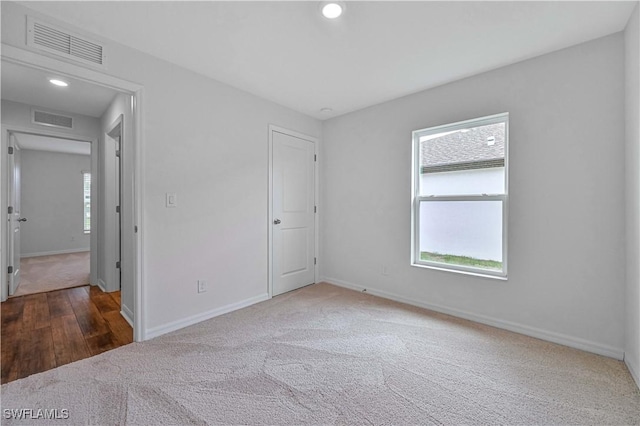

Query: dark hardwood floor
(1, 286), (133, 384)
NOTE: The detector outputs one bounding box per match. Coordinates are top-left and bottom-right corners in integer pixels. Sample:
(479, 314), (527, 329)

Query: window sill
(411, 262), (507, 281)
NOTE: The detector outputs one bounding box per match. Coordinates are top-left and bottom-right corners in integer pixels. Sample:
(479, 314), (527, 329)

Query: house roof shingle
(420, 122), (505, 173)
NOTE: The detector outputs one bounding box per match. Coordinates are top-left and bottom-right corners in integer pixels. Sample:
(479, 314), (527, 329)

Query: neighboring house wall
(0, 2), (322, 333)
(419, 167), (504, 260)
(419, 199), (502, 262)
(322, 34), (626, 358)
(625, 3), (640, 388)
(420, 167), (504, 196)
(20, 150), (91, 256)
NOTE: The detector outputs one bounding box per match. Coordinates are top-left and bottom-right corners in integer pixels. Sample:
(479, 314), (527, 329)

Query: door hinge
(134, 225), (138, 233)
(314, 154), (317, 162)
(8, 147), (14, 155)
(8, 206), (13, 214)
(116, 206), (120, 213)
(7, 266), (13, 274)
(116, 150), (121, 157)
(116, 261), (120, 269)
(314, 257), (317, 265)
(314, 206), (317, 213)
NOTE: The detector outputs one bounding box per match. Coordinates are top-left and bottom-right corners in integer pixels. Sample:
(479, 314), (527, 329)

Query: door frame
(2, 128), (96, 296)
(267, 125), (319, 298)
(7, 132), (21, 296)
(0, 44), (146, 342)
(103, 116), (123, 293)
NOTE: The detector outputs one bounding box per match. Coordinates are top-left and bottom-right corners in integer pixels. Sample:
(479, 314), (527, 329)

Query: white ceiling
(1, 61), (118, 118)
(19, 1), (637, 120)
(13, 133), (91, 156)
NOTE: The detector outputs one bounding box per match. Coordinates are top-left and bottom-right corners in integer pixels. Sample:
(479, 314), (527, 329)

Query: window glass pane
(419, 200), (503, 271)
(419, 122), (505, 196)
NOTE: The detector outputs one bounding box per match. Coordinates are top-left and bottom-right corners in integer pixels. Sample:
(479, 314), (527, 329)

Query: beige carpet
(1, 283), (638, 425)
(13, 252), (90, 297)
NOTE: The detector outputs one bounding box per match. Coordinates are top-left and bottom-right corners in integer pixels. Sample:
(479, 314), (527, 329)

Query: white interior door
(272, 130), (315, 296)
(8, 134), (23, 295)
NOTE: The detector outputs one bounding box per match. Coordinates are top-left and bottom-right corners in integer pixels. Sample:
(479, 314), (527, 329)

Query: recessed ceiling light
(321, 2), (343, 19)
(320, 107), (333, 113)
(49, 79), (69, 87)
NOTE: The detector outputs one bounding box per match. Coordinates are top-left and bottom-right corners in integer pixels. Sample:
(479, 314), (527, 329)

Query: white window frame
(411, 112), (509, 279)
(83, 171), (91, 234)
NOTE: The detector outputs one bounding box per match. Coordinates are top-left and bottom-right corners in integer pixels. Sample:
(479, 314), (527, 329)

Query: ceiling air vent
(26, 17), (106, 67)
(32, 110), (74, 129)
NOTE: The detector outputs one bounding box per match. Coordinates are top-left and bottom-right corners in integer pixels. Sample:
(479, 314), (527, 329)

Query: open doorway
(8, 132), (93, 297)
(0, 56), (141, 382)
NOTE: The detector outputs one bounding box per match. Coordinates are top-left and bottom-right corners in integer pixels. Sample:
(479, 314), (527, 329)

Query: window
(83, 171), (91, 233)
(411, 113), (508, 278)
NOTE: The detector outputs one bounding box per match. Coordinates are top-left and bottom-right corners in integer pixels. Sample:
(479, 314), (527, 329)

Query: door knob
(17, 218), (27, 222)
(273, 219), (281, 225)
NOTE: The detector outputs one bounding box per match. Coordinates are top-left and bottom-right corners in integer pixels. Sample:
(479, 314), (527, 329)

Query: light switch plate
(166, 193), (177, 208)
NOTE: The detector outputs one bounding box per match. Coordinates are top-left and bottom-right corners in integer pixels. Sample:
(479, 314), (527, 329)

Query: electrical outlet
(381, 265), (388, 276)
(197, 280), (207, 293)
(166, 193), (177, 208)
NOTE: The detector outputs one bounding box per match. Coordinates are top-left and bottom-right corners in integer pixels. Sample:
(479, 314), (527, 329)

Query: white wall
(19, 150), (90, 256)
(0, 2), (322, 333)
(419, 168), (505, 261)
(419, 199), (503, 262)
(625, 3), (640, 387)
(420, 168), (505, 196)
(321, 34), (626, 358)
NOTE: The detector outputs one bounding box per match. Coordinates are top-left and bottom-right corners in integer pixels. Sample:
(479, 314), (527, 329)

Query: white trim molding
(121, 304), (134, 328)
(145, 293), (270, 340)
(411, 112), (509, 279)
(21, 248), (89, 258)
(626, 356), (640, 390)
(321, 276), (624, 360)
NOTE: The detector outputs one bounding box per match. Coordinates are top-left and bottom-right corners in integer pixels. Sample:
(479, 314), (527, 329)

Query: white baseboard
(21, 248), (89, 258)
(145, 293), (270, 340)
(626, 356), (640, 390)
(321, 276), (624, 360)
(121, 304), (134, 328)
(97, 279), (107, 292)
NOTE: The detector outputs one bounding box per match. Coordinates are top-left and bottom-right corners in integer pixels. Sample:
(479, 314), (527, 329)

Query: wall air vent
(32, 109), (74, 129)
(26, 16), (106, 67)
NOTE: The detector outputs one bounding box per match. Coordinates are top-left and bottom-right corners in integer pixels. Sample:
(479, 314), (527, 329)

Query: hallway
(1, 285), (132, 384)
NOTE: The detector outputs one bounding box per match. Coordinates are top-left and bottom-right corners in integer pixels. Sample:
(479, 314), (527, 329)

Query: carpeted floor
(1, 282), (639, 425)
(13, 252), (90, 297)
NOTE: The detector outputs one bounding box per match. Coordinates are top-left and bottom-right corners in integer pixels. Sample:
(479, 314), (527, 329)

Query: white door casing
(1, 45), (144, 341)
(270, 128), (316, 296)
(7, 133), (22, 295)
(103, 121), (122, 293)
